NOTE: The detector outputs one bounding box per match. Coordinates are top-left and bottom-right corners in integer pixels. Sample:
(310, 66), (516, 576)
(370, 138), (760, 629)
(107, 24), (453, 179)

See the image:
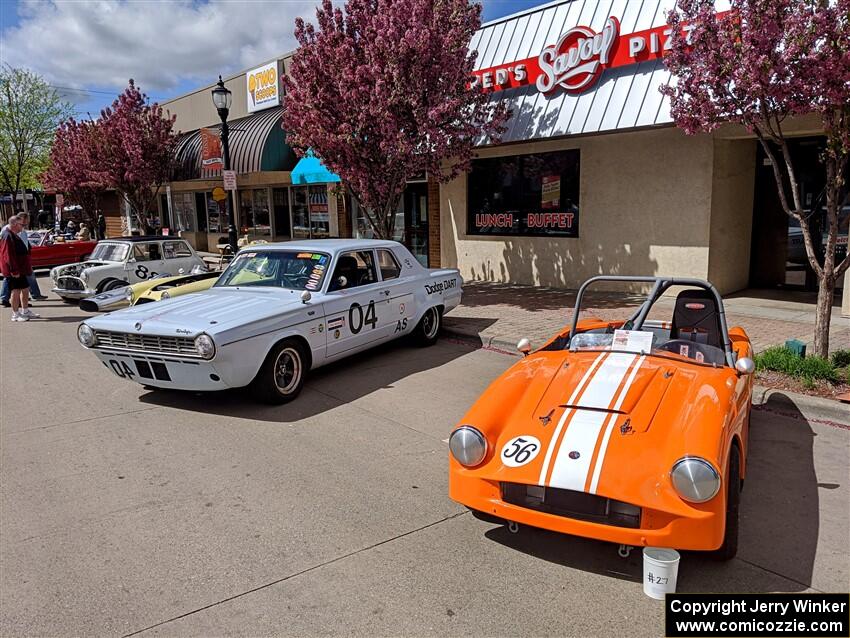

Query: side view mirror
(178, 268), (186, 275)
(517, 338), (532, 356)
(336, 275), (347, 289)
(300, 290), (312, 304)
(735, 357), (755, 375)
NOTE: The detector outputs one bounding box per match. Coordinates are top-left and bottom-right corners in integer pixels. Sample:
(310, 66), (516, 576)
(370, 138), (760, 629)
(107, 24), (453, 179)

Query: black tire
(250, 339), (308, 404)
(711, 445), (740, 561)
(412, 306), (441, 347)
(102, 279), (127, 292)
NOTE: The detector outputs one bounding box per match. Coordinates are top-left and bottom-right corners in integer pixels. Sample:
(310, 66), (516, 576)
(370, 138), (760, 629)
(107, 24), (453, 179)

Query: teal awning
(291, 151), (340, 184)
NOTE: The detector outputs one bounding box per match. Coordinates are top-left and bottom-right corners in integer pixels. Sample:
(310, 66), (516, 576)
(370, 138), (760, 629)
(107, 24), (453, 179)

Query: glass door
(273, 188), (291, 239)
(403, 183), (429, 266)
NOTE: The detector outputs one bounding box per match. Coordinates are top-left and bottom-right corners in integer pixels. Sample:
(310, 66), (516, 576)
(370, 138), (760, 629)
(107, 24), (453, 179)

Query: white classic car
(51, 236), (206, 302)
(77, 239), (463, 403)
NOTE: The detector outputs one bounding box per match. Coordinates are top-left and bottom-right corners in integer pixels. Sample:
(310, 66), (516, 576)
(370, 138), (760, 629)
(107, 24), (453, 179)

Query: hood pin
(619, 418), (633, 435)
(539, 408), (555, 427)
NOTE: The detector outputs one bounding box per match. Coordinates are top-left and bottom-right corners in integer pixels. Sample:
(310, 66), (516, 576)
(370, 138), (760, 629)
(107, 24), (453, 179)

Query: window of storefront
(239, 188), (272, 240)
(467, 149), (580, 237)
(291, 185), (330, 239)
(172, 192), (196, 233)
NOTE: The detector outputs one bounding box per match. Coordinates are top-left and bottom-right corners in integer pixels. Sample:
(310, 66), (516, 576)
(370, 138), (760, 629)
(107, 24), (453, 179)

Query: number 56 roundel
(501, 435), (541, 467)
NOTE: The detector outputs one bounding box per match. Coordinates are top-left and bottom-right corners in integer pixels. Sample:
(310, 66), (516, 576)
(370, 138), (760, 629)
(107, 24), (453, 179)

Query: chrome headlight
(449, 426), (488, 467)
(194, 333), (215, 360)
(77, 323), (96, 347)
(671, 457), (720, 503)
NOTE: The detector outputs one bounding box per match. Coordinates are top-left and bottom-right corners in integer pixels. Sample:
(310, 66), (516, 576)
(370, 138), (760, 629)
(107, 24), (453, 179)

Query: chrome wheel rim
(423, 308), (439, 339)
(274, 347), (301, 394)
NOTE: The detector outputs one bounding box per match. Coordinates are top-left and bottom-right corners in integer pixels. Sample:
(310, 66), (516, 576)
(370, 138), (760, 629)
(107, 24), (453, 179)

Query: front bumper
(449, 471), (724, 551)
(52, 275), (94, 299)
(53, 287), (96, 299)
(91, 348), (230, 391)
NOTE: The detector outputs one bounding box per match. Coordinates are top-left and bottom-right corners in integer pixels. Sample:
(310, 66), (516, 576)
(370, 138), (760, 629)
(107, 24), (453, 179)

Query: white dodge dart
(77, 239), (463, 403)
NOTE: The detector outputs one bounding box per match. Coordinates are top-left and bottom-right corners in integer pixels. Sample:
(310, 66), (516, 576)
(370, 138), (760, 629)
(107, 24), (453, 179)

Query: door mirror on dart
(300, 290), (312, 304)
(517, 338), (532, 356)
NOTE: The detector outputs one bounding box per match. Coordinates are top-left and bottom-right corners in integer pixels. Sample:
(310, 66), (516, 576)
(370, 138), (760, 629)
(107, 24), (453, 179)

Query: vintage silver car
(77, 239), (463, 403)
(51, 236), (206, 302)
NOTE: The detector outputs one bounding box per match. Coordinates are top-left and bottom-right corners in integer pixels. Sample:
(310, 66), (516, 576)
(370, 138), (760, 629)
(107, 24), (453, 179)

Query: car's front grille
(57, 276), (85, 291)
(93, 330), (198, 357)
(500, 482), (642, 529)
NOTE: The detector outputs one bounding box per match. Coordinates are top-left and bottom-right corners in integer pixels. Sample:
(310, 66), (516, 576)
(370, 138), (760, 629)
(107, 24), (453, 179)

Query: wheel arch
(413, 302), (444, 325)
(729, 434), (745, 487)
(96, 277), (119, 293)
(269, 333), (313, 371)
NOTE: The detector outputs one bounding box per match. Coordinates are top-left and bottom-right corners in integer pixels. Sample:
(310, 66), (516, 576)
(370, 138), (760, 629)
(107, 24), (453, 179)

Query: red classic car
(29, 231), (97, 269)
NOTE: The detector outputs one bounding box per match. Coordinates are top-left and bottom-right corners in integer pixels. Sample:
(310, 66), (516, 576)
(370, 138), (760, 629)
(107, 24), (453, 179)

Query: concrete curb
(753, 385), (849, 425)
(442, 324), (849, 424)
(442, 324), (523, 354)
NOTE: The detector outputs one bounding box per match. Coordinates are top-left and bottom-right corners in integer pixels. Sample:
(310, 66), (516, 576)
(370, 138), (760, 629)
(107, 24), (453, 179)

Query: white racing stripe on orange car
(588, 354), (646, 494)
(537, 351), (608, 486)
(547, 352), (637, 492)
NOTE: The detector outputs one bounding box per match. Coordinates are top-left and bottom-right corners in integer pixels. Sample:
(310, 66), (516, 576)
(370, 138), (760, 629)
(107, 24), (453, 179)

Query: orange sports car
(449, 276), (754, 560)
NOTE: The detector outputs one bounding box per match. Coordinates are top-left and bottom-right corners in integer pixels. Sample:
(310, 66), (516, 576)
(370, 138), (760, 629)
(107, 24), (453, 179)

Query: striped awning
(173, 106), (297, 180)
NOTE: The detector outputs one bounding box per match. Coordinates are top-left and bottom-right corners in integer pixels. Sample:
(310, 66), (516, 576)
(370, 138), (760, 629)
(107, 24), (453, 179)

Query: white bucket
(642, 547), (680, 599)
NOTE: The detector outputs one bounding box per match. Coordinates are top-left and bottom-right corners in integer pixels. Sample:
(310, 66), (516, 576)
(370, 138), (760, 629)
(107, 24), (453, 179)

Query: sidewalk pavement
(443, 282), (850, 356)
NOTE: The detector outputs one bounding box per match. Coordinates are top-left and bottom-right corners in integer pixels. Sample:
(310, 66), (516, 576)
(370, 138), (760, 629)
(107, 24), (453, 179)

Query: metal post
(219, 117), (238, 253)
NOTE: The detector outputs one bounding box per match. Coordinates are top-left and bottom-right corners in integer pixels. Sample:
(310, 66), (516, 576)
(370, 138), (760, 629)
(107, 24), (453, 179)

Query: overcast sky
(0, 0), (542, 118)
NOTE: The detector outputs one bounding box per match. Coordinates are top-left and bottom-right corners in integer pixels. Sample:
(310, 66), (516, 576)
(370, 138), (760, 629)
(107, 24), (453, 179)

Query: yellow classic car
(129, 270), (221, 305)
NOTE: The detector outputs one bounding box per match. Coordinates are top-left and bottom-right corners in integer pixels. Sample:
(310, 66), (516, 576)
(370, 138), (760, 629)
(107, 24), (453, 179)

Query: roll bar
(568, 276), (735, 368)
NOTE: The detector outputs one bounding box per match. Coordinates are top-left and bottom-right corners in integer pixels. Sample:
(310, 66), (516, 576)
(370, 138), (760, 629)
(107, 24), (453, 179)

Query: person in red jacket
(0, 215), (36, 322)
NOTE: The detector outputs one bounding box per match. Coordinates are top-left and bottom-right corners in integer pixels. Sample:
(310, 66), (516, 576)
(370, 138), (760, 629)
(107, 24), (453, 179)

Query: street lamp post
(211, 76), (238, 253)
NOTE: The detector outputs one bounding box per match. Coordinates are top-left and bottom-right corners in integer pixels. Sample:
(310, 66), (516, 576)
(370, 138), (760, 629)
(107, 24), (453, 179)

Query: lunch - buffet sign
(467, 149), (580, 238)
(470, 15), (704, 95)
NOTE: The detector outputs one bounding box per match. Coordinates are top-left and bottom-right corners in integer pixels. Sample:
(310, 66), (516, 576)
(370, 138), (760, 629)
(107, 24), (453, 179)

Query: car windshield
(27, 232), (46, 246)
(90, 242), (129, 262)
(214, 250), (330, 291)
(560, 278), (731, 367)
(567, 326), (726, 366)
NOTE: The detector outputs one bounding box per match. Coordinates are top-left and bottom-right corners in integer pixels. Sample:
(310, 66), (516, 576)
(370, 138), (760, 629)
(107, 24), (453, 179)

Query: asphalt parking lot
(1, 277), (848, 637)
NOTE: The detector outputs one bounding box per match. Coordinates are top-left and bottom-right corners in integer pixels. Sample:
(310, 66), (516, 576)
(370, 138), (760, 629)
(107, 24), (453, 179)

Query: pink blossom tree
(97, 80), (178, 233)
(283, 0), (507, 239)
(43, 117), (108, 227)
(661, 0), (850, 357)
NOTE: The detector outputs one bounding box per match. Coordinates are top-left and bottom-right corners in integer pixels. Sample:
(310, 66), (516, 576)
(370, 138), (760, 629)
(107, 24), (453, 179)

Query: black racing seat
(670, 289), (723, 349)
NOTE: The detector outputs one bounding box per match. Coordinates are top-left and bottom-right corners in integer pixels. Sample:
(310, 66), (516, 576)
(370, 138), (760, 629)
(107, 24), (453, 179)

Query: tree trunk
(812, 273), (834, 359)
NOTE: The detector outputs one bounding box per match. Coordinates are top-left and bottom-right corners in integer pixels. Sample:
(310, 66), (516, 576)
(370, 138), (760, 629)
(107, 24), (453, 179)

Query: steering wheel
(280, 272), (310, 289)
